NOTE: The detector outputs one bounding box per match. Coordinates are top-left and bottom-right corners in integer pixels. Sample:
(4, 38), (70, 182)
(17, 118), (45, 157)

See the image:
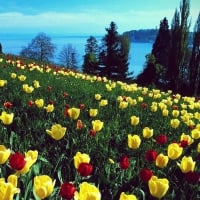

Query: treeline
(123, 29), (193, 44)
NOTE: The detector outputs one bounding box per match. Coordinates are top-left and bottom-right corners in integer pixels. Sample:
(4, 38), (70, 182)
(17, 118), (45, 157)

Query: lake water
(0, 34), (153, 76)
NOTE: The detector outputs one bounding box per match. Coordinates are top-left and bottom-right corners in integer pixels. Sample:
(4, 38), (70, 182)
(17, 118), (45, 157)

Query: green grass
(0, 54), (200, 199)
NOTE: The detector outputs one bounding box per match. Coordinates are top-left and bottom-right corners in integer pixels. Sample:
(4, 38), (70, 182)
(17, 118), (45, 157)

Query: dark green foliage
(137, 54), (157, 86)
(99, 21), (131, 81)
(189, 12), (200, 96)
(82, 53), (99, 75)
(20, 32), (56, 62)
(168, 0), (190, 92)
(0, 42), (2, 54)
(152, 17), (171, 80)
(166, 9), (181, 90)
(136, 18), (170, 87)
(82, 36), (100, 74)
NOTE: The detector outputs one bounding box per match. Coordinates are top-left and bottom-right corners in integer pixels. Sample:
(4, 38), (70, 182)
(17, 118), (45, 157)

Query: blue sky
(0, 0), (199, 35)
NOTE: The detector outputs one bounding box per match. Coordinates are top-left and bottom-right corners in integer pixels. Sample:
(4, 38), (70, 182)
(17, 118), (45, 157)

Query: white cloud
(0, 8), (199, 34)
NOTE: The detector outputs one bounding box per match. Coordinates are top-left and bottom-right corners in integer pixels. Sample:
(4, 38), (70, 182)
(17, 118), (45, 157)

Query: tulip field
(0, 54), (200, 199)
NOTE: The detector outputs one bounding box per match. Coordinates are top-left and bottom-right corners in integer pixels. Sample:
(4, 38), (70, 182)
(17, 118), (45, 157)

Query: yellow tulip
(162, 109), (169, 117)
(33, 80), (40, 88)
(178, 156), (196, 173)
(151, 102), (158, 112)
(92, 120), (104, 132)
(155, 153), (169, 168)
(128, 134), (141, 149)
(35, 99), (44, 108)
(0, 80), (7, 87)
(95, 94), (102, 100)
(46, 124), (66, 140)
(22, 84), (34, 93)
(16, 150), (38, 175)
(10, 73), (17, 79)
(180, 133), (194, 145)
(191, 128), (200, 139)
(68, 107), (80, 120)
(0, 176), (20, 200)
(18, 75), (26, 81)
(119, 101), (128, 109)
(170, 119), (180, 129)
(0, 145), (11, 164)
(44, 104), (55, 113)
(7, 174), (18, 188)
(148, 176), (169, 198)
(167, 143), (183, 160)
(172, 110), (180, 117)
(130, 116), (139, 126)
(0, 111), (14, 125)
(34, 175), (55, 199)
(197, 143), (200, 153)
(73, 152), (90, 169)
(89, 109), (98, 117)
(99, 99), (108, 106)
(75, 182), (101, 200)
(142, 127), (153, 138)
(119, 192), (137, 200)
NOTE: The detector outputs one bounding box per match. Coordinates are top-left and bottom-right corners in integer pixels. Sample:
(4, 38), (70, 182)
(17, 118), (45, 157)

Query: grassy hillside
(0, 54), (199, 199)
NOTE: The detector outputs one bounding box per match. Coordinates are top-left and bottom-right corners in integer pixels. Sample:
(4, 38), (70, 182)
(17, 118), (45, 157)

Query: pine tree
(100, 21), (130, 80)
(151, 17), (171, 84)
(82, 36), (99, 75)
(189, 12), (200, 95)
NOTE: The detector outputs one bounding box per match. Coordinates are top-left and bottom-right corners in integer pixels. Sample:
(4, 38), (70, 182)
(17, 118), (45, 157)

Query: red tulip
(119, 155), (130, 169)
(4, 101), (13, 109)
(28, 100), (35, 107)
(89, 129), (96, 137)
(79, 103), (85, 110)
(145, 149), (158, 162)
(156, 134), (168, 145)
(78, 163), (93, 177)
(140, 168), (153, 182)
(60, 182), (76, 200)
(185, 172), (200, 185)
(141, 102), (147, 109)
(9, 152), (26, 170)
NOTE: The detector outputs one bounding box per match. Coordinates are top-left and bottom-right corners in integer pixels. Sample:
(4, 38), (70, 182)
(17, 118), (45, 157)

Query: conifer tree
(151, 17), (171, 84)
(99, 21), (130, 80)
(82, 36), (99, 74)
(189, 12), (200, 95)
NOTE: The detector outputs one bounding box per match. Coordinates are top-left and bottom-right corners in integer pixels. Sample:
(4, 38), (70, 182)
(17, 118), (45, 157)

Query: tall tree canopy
(99, 21), (130, 80)
(167, 0), (190, 92)
(20, 32), (56, 62)
(189, 12), (200, 95)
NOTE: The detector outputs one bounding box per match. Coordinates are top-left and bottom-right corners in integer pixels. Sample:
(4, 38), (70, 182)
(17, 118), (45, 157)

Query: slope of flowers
(0, 54), (199, 200)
